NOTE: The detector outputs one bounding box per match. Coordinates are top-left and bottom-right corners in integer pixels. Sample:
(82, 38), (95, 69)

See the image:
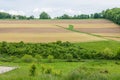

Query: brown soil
(75, 27), (120, 33)
(0, 19), (112, 24)
(0, 28), (70, 33)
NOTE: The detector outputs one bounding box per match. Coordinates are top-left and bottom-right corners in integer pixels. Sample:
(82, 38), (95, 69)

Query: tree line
(0, 11), (103, 20)
(102, 8), (120, 24)
(0, 8), (120, 25)
(55, 13), (103, 19)
(0, 12), (34, 20)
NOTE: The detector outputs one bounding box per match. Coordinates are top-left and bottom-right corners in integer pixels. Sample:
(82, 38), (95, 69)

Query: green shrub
(116, 48), (120, 59)
(66, 54), (73, 62)
(21, 54), (35, 63)
(9, 56), (18, 62)
(35, 54), (42, 62)
(65, 67), (107, 80)
(52, 70), (62, 76)
(65, 70), (81, 80)
(41, 64), (62, 76)
(29, 64), (36, 76)
(68, 25), (74, 30)
(0, 56), (18, 62)
(47, 55), (54, 63)
(41, 64), (46, 73)
(41, 64), (53, 74)
(102, 48), (114, 59)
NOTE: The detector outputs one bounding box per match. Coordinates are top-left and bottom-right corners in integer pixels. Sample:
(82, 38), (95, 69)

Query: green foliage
(68, 25), (74, 30)
(41, 64), (62, 76)
(35, 54), (42, 62)
(27, 15), (34, 20)
(52, 70), (62, 76)
(102, 48), (114, 59)
(47, 55), (54, 63)
(103, 8), (120, 24)
(41, 64), (53, 74)
(93, 13), (103, 18)
(29, 64), (36, 76)
(0, 12), (34, 20)
(73, 14), (89, 19)
(21, 54), (35, 63)
(0, 12), (11, 19)
(116, 48), (120, 59)
(0, 56), (18, 62)
(39, 12), (51, 19)
(56, 14), (72, 19)
(65, 67), (108, 80)
(1, 60), (120, 80)
(65, 70), (80, 80)
(0, 41), (119, 60)
(66, 54), (73, 62)
(56, 13), (102, 19)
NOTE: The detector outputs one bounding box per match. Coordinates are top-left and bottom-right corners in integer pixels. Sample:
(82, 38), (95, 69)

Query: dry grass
(58, 23), (119, 29)
(104, 37), (120, 41)
(0, 24), (58, 28)
(0, 33), (106, 43)
(1, 19), (118, 42)
(55, 19), (120, 41)
(95, 33), (120, 37)
(94, 33), (120, 41)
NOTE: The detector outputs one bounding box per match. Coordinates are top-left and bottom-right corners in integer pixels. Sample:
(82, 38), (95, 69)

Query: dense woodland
(103, 8), (120, 24)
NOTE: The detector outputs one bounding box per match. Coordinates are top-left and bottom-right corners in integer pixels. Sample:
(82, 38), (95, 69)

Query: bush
(47, 55), (54, 63)
(52, 70), (62, 76)
(65, 70), (81, 80)
(0, 56), (18, 62)
(35, 54), (42, 62)
(8, 56), (18, 62)
(68, 25), (74, 30)
(29, 64), (36, 76)
(41, 64), (62, 76)
(41, 64), (53, 74)
(21, 54), (35, 63)
(116, 48), (120, 59)
(102, 48), (114, 59)
(66, 54), (73, 62)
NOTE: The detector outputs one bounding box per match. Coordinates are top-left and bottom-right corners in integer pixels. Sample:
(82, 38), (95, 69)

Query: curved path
(0, 66), (17, 74)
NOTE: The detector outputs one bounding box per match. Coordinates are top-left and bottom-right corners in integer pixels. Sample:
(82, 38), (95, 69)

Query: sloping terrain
(0, 20), (105, 42)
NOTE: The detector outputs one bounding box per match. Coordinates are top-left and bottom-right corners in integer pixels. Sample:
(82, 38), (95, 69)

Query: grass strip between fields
(55, 25), (115, 41)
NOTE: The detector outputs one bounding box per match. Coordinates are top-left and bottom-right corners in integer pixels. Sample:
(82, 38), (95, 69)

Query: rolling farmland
(0, 20), (108, 43)
(58, 19), (120, 41)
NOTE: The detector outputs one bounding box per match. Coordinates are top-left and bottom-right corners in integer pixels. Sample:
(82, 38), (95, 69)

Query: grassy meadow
(1, 60), (120, 80)
(0, 40), (120, 80)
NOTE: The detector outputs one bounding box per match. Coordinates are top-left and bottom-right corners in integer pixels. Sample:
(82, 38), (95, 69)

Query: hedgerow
(0, 41), (119, 60)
